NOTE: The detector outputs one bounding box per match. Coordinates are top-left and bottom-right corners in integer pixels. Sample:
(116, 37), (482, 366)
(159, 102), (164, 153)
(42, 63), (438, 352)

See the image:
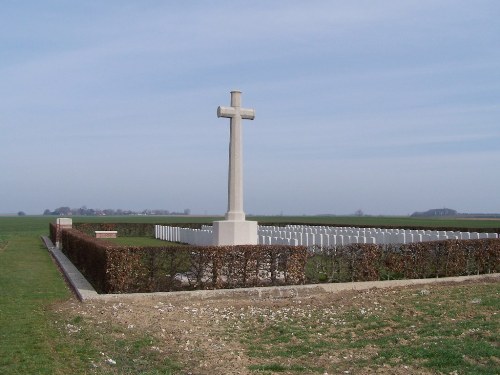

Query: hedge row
(49, 222), (58, 244)
(60, 228), (307, 293)
(54, 225), (499, 294)
(306, 240), (499, 283)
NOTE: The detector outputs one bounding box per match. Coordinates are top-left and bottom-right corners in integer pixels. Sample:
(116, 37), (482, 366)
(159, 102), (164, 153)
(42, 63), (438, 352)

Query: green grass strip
(102, 236), (182, 247)
(0, 235), (74, 374)
(0, 220), (182, 374)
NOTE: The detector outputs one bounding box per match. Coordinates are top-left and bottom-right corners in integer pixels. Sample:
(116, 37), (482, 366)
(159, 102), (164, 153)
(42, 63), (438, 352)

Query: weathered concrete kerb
(41, 236), (99, 300)
(42, 236), (499, 303)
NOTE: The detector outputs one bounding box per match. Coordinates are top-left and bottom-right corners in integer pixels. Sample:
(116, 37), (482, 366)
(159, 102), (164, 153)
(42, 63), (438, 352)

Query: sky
(1, 1), (499, 216)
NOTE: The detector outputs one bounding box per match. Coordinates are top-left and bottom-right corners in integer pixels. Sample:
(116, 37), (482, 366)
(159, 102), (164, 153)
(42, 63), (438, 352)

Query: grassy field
(3, 214), (499, 230)
(0, 216), (181, 374)
(74, 214), (500, 229)
(102, 236), (180, 247)
(0, 226), (72, 374)
(0, 215), (499, 374)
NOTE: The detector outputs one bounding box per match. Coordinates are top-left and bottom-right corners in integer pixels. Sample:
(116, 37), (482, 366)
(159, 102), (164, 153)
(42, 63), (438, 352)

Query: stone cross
(217, 90), (255, 221)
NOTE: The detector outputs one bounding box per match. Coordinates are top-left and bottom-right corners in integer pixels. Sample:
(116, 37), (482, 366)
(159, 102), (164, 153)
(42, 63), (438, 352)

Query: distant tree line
(411, 208), (500, 218)
(411, 208), (458, 217)
(43, 206), (191, 216)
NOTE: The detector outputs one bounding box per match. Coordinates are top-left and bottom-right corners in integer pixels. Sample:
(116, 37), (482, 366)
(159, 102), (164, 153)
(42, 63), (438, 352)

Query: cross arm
(217, 106), (256, 120)
(240, 108), (255, 120)
(217, 106), (236, 118)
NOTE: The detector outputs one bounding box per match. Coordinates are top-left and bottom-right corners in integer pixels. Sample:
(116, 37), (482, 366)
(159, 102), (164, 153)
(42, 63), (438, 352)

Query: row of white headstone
(155, 225), (214, 246)
(155, 224), (498, 247)
(258, 225), (498, 247)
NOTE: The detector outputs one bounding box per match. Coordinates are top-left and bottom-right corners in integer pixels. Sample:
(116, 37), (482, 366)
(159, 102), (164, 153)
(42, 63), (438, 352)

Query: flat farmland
(2, 214), (499, 230)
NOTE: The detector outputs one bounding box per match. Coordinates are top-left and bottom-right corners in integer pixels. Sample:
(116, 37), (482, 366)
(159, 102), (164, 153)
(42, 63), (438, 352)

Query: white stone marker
(56, 217), (72, 248)
(213, 90), (258, 245)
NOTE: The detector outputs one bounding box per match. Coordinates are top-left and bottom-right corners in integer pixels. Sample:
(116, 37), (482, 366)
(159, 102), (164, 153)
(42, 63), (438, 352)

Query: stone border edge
(41, 236), (499, 303)
(41, 236), (99, 301)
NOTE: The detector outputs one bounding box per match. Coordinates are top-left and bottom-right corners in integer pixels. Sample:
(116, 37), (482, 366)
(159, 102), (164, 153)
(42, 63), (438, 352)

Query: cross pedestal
(213, 90), (258, 246)
(212, 220), (258, 246)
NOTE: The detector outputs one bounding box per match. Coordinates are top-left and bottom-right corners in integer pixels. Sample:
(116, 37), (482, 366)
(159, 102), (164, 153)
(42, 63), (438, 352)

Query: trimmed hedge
(60, 228), (110, 292)
(49, 222), (57, 244)
(306, 239), (499, 283)
(60, 228), (307, 293)
(56, 224), (499, 294)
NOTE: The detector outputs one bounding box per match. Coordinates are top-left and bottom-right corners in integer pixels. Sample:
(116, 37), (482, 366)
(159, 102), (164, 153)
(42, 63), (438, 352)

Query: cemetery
(50, 220), (308, 293)
(46, 91), (499, 294)
(2, 215), (499, 375)
(49, 217), (499, 294)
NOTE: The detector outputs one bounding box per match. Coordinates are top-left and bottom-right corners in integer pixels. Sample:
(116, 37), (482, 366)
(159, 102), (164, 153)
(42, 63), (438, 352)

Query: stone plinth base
(56, 217), (73, 248)
(212, 220), (258, 246)
(95, 231), (118, 239)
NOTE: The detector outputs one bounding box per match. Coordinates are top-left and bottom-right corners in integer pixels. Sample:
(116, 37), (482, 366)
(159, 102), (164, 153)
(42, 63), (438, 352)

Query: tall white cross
(217, 90), (255, 221)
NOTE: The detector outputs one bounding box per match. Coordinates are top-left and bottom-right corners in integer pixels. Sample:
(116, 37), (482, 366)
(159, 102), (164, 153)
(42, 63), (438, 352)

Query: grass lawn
(101, 236), (182, 247)
(0, 233), (73, 374)
(0, 216), (182, 374)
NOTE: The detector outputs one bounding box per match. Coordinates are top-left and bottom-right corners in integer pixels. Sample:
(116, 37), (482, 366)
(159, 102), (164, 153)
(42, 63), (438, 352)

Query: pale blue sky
(1, 1), (499, 215)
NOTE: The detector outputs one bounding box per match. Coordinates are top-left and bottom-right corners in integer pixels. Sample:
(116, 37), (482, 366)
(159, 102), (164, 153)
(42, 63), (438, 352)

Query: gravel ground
(55, 277), (499, 375)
